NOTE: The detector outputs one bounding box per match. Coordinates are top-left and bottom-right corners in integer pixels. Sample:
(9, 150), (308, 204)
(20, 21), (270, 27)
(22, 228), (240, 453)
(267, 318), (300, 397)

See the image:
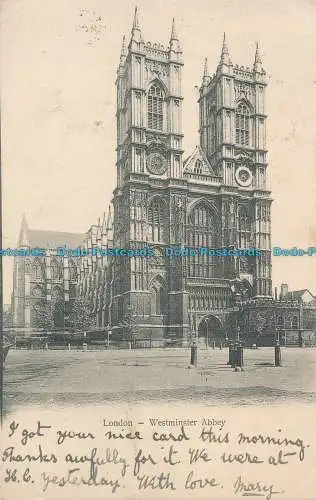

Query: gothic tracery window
(51, 259), (63, 280)
(277, 316), (283, 328)
(238, 205), (251, 248)
(69, 261), (78, 281)
(187, 203), (218, 278)
(150, 277), (166, 315)
(33, 259), (44, 280)
(193, 160), (203, 174)
(148, 198), (164, 242)
(148, 83), (164, 131)
(236, 102), (250, 146)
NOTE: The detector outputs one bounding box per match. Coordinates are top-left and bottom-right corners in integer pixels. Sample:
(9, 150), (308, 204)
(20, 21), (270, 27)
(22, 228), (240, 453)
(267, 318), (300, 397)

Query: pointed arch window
(148, 198), (164, 242)
(236, 102), (250, 146)
(51, 259), (63, 280)
(69, 261), (78, 281)
(237, 205), (251, 248)
(150, 279), (166, 315)
(187, 202), (218, 278)
(193, 160), (203, 174)
(148, 83), (164, 130)
(277, 316), (283, 328)
(292, 316), (299, 329)
(33, 259), (44, 280)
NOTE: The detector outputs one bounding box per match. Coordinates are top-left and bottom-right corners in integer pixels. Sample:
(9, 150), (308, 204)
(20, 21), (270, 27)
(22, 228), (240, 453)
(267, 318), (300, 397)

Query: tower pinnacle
(220, 32), (232, 65)
(170, 18), (178, 41)
(130, 7), (143, 44)
(119, 35), (127, 64)
(203, 57), (208, 77)
(132, 6), (140, 30)
(169, 17), (182, 57)
(202, 57), (209, 86)
(253, 41), (263, 72)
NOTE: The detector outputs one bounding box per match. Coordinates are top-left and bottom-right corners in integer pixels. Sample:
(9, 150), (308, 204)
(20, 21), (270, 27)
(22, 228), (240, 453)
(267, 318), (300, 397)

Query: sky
(1, 0), (316, 303)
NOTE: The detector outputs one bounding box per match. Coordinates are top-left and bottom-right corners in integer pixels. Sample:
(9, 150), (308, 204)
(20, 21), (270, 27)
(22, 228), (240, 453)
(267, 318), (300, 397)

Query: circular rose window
(147, 153), (167, 175)
(235, 166), (252, 187)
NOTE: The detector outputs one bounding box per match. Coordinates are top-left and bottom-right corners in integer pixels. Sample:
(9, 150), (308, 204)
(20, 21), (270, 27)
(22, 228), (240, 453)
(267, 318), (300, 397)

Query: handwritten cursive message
(0, 413), (312, 499)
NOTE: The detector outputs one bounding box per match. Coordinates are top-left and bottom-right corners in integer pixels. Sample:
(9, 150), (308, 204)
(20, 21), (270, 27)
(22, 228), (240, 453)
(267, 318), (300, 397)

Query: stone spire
(18, 213), (29, 246)
(203, 57), (208, 77)
(120, 35), (127, 62)
(117, 35), (127, 76)
(101, 212), (107, 231)
(106, 205), (113, 243)
(170, 17), (178, 41)
(169, 17), (182, 57)
(220, 32), (232, 65)
(21, 212), (28, 229)
(133, 6), (140, 29)
(130, 7), (143, 43)
(253, 41), (263, 73)
(202, 57), (209, 86)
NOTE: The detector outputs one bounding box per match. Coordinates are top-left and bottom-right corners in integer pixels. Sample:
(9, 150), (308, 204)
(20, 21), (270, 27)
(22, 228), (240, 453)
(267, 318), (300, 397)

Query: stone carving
(145, 60), (170, 78)
(146, 132), (168, 146)
(234, 83), (254, 101)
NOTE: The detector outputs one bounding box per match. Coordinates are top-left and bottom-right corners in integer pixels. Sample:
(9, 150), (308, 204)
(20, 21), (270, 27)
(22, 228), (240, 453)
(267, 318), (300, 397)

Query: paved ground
(3, 347), (316, 415)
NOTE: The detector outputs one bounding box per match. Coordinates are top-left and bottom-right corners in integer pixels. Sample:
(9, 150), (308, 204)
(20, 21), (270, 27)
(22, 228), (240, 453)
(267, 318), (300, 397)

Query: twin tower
(110, 9), (272, 344)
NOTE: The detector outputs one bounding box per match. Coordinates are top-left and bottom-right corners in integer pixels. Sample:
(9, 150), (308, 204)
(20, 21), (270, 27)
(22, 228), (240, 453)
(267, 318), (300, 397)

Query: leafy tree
(31, 301), (54, 331)
(67, 299), (95, 333)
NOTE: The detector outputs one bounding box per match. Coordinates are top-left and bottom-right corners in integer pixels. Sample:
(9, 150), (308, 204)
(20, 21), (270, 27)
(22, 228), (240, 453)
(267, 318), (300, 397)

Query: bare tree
(120, 306), (139, 348)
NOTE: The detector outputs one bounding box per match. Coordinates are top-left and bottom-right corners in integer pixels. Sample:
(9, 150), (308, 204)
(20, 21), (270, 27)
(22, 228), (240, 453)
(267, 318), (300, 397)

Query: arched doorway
(198, 315), (223, 347)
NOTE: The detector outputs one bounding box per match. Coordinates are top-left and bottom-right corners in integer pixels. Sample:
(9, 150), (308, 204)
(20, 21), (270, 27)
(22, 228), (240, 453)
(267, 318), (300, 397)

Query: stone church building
(11, 10), (316, 347)
(101, 10), (272, 345)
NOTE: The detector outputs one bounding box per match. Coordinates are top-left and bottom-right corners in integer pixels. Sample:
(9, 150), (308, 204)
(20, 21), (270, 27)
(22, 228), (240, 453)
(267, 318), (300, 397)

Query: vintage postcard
(1, 0), (316, 498)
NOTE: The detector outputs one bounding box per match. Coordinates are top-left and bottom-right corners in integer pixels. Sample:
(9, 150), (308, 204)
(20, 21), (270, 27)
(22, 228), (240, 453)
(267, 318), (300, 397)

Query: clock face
(147, 153), (167, 175)
(235, 166), (252, 187)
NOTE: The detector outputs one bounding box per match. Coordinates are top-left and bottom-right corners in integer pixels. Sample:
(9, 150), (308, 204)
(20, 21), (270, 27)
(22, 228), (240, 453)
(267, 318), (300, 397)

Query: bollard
(219, 343), (223, 350)
(235, 344), (244, 371)
(275, 343), (281, 367)
(212, 341), (216, 349)
(231, 345), (238, 369)
(45, 342), (48, 350)
(68, 343), (71, 351)
(227, 343), (233, 365)
(83, 342), (88, 352)
(190, 343), (197, 367)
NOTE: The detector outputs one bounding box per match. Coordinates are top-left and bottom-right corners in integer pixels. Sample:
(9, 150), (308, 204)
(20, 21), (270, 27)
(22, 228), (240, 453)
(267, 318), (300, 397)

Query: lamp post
(105, 274), (113, 349)
(236, 325), (241, 342)
(107, 327), (112, 348)
(275, 325), (281, 367)
(206, 318), (209, 348)
(190, 339), (197, 366)
(234, 324), (243, 371)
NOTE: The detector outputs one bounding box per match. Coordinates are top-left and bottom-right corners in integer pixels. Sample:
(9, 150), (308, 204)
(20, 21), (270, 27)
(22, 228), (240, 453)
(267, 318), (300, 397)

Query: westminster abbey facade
(92, 10), (272, 346)
(14, 11), (316, 347)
